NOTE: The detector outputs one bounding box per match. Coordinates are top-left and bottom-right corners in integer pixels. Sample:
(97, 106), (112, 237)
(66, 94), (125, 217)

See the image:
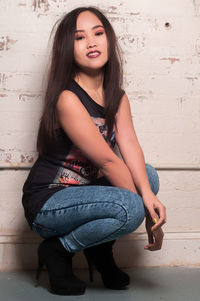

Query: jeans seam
(33, 189), (145, 250)
(69, 191), (134, 249)
(70, 210), (128, 250)
(37, 201), (128, 216)
(38, 202), (129, 248)
(34, 201), (130, 240)
(71, 232), (86, 248)
(37, 202), (128, 227)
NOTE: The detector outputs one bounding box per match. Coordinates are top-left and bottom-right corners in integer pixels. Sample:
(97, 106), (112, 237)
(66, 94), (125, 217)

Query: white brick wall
(0, 0), (200, 270)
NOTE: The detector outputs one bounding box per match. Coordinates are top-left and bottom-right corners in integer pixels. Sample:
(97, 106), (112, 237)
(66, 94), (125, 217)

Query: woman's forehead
(76, 11), (103, 30)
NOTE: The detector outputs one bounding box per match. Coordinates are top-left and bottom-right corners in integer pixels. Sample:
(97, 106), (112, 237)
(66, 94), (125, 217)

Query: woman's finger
(148, 232), (154, 244)
(145, 228), (164, 251)
(151, 217), (165, 231)
(151, 205), (167, 231)
(145, 239), (162, 251)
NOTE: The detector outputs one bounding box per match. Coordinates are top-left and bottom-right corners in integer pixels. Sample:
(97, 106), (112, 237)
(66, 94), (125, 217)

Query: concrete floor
(0, 267), (199, 301)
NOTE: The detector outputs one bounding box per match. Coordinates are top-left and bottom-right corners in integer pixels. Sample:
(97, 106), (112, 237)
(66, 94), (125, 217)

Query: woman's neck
(74, 71), (104, 93)
(74, 71), (105, 107)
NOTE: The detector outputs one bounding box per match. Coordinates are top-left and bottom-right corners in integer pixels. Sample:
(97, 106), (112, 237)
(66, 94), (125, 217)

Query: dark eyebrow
(75, 25), (104, 33)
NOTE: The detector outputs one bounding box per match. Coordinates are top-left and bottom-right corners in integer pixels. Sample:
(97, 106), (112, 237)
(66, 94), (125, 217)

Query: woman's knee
(116, 191), (146, 235)
(145, 163), (160, 195)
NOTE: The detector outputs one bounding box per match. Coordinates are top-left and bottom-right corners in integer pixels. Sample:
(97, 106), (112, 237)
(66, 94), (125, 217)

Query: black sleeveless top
(22, 80), (118, 227)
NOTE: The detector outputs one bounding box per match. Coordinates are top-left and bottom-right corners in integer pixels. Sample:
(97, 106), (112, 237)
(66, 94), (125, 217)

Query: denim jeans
(32, 164), (159, 252)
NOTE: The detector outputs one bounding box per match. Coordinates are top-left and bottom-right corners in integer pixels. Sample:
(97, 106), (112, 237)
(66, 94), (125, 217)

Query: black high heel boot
(84, 240), (130, 289)
(36, 237), (86, 295)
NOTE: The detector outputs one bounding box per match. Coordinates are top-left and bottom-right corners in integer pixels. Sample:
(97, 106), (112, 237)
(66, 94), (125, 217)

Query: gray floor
(0, 267), (199, 301)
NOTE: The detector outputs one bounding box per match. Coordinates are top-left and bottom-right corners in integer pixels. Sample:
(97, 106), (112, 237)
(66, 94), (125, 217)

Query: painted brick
(0, 0), (200, 268)
(0, 72), (45, 92)
(0, 32), (49, 55)
(122, 0), (195, 17)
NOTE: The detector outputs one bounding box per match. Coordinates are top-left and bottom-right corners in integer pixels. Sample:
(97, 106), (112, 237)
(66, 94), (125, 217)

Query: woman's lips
(87, 51), (101, 58)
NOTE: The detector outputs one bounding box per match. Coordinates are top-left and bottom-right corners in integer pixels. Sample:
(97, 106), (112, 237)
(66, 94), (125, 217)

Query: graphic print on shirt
(93, 117), (116, 149)
(49, 117), (115, 188)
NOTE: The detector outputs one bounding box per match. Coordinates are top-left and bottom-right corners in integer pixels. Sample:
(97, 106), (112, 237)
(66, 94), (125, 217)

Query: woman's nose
(87, 35), (97, 49)
(87, 43), (97, 49)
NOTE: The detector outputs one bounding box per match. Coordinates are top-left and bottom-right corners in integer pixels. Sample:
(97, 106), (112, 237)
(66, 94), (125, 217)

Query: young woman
(22, 6), (166, 296)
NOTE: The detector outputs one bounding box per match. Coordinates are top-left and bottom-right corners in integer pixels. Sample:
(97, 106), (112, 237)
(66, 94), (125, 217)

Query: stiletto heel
(85, 253), (94, 282)
(36, 238), (86, 295)
(35, 258), (44, 287)
(84, 241), (130, 290)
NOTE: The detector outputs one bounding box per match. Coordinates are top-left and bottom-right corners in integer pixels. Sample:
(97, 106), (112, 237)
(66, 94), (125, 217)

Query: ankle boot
(84, 240), (130, 289)
(36, 237), (86, 295)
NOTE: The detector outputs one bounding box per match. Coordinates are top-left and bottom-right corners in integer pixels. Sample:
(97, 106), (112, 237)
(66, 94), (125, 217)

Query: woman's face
(74, 11), (109, 73)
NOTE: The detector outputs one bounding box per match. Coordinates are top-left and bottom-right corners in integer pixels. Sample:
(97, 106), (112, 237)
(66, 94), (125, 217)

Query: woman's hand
(142, 191), (166, 232)
(142, 191), (166, 251)
(144, 214), (164, 251)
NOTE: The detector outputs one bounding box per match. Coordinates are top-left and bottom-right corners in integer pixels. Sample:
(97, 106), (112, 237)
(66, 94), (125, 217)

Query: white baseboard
(0, 232), (200, 270)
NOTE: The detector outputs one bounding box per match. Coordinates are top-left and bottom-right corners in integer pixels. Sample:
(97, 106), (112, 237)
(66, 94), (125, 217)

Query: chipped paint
(5, 154), (12, 163)
(0, 0), (200, 271)
(185, 77), (198, 87)
(195, 38), (200, 56)
(178, 97), (186, 103)
(193, 0), (200, 16)
(0, 36), (18, 51)
(186, 77), (198, 80)
(0, 73), (3, 85)
(160, 58), (180, 64)
(18, 2), (26, 6)
(19, 94), (40, 102)
(130, 12), (140, 16)
(0, 73), (12, 87)
(32, 0), (50, 12)
(37, 13), (48, 18)
(119, 34), (135, 44)
(137, 96), (148, 102)
(21, 155), (34, 164)
(107, 6), (118, 14)
(0, 151), (35, 166)
(6, 37), (18, 50)
(108, 16), (125, 24)
(0, 41), (4, 51)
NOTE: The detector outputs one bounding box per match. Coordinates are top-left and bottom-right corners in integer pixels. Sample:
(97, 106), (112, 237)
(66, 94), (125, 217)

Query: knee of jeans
(145, 163), (160, 195)
(122, 194), (146, 235)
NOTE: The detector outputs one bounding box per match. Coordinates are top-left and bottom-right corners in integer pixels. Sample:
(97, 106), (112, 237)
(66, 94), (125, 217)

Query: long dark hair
(37, 6), (124, 155)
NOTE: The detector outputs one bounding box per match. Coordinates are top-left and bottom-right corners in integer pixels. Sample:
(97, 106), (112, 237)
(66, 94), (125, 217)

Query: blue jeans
(32, 164), (159, 252)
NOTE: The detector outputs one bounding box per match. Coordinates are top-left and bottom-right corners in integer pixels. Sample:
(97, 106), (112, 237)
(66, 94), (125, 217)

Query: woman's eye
(75, 36), (84, 40)
(95, 31), (104, 36)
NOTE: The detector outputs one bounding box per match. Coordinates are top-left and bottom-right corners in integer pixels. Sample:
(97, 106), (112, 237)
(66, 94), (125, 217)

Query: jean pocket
(32, 222), (58, 239)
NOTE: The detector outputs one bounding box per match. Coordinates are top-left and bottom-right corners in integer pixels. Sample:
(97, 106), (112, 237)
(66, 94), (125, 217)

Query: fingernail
(153, 218), (158, 224)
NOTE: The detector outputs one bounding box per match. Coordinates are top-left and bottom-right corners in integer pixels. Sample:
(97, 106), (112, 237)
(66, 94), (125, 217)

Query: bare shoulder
(57, 89), (82, 111)
(56, 89), (92, 125)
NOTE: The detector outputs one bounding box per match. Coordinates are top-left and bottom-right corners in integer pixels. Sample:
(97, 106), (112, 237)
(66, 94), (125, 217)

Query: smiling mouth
(87, 51), (101, 58)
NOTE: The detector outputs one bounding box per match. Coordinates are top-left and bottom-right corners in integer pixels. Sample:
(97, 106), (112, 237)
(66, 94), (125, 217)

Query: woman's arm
(56, 90), (138, 193)
(57, 90), (165, 250)
(115, 93), (166, 231)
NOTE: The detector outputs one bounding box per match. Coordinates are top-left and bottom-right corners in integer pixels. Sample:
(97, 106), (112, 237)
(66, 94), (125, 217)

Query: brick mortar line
(0, 231), (200, 244)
